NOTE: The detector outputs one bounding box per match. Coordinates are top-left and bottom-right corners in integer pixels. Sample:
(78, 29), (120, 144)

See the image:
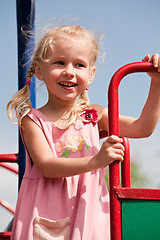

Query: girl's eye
(54, 61), (64, 65)
(75, 63), (85, 68)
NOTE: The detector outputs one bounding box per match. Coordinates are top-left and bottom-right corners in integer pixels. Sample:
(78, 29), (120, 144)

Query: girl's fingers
(114, 143), (125, 152)
(150, 53), (159, 68)
(142, 54), (150, 62)
(116, 154), (124, 162)
(101, 136), (125, 163)
(107, 136), (125, 161)
(107, 135), (123, 143)
(112, 150), (124, 162)
(107, 136), (125, 154)
(143, 53), (160, 70)
(142, 53), (160, 75)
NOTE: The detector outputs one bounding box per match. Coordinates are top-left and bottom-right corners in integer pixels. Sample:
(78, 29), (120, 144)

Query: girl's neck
(48, 96), (78, 114)
(39, 97), (78, 128)
(48, 93), (78, 110)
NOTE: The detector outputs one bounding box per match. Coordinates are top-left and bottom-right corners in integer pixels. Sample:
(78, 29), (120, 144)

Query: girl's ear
(89, 66), (96, 84)
(34, 61), (44, 81)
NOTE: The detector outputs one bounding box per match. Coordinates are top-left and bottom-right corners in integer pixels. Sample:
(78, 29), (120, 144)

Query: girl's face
(35, 37), (96, 105)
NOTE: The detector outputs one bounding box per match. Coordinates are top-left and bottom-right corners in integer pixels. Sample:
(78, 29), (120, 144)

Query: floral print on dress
(67, 137), (84, 153)
(57, 136), (91, 158)
(55, 109), (98, 158)
(55, 141), (65, 153)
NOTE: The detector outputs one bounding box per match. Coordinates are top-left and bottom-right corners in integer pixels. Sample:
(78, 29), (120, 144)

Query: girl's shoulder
(21, 108), (47, 129)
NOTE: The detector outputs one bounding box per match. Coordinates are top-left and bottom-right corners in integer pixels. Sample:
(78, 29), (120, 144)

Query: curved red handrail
(0, 163), (18, 174)
(108, 62), (158, 240)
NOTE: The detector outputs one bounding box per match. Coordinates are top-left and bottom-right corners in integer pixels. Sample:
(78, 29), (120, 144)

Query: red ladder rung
(0, 154), (18, 163)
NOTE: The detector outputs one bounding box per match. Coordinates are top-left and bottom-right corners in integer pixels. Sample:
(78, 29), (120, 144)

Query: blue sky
(0, 0), (160, 230)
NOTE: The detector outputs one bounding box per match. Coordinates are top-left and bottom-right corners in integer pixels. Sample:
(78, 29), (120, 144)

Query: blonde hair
(7, 25), (100, 127)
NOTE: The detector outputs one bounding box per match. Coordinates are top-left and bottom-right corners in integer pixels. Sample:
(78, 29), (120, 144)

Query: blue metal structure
(0, 2), (36, 238)
(16, 0), (36, 189)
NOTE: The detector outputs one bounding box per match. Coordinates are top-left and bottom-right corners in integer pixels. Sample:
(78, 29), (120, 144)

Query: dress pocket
(33, 216), (70, 240)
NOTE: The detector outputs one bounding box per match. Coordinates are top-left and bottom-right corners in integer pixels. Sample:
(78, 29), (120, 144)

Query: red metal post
(108, 62), (157, 240)
(121, 137), (131, 188)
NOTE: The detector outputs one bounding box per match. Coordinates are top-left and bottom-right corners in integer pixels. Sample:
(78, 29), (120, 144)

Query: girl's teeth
(60, 83), (76, 87)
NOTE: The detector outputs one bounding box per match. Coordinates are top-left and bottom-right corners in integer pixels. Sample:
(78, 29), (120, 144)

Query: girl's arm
(21, 116), (124, 178)
(95, 54), (160, 138)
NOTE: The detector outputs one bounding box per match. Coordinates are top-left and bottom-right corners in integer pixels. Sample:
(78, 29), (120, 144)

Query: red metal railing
(0, 163), (18, 174)
(0, 154), (18, 239)
(0, 232), (12, 239)
(0, 200), (15, 215)
(108, 62), (158, 240)
(0, 154), (17, 163)
(121, 137), (131, 188)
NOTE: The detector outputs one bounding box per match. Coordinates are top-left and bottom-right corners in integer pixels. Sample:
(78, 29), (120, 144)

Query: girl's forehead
(50, 37), (91, 58)
(55, 37), (90, 49)
(43, 36), (94, 65)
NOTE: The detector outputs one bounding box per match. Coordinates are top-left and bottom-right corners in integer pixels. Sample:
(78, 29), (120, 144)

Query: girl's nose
(63, 64), (75, 78)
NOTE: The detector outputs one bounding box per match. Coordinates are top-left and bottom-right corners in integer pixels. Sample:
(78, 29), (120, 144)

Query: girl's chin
(56, 95), (78, 103)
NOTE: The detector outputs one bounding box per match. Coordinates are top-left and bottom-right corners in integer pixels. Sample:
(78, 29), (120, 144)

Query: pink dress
(11, 108), (110, 240)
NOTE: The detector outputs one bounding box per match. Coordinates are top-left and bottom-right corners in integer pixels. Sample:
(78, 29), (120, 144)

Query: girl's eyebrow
(52, 55), (65, 59)
(51, 56), (89, 63)
(74, 56), (89, 63)
(77, 59), (90, 67)
(50, 55), (65, 62)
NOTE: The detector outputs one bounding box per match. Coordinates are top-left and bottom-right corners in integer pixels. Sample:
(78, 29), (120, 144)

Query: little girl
(7, 25), (160, 240)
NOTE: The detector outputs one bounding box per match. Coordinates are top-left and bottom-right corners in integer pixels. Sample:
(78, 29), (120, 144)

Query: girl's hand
(142, 53), (160, 79)
(93, 135), (125, 169)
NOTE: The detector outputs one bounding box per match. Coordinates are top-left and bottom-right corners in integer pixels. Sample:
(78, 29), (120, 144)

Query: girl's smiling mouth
(59, 82), (77, 88)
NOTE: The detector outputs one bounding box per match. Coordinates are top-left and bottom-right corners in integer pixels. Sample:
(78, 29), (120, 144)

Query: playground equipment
(0, 154), (17, 239)
(108, 62), (160, 240)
